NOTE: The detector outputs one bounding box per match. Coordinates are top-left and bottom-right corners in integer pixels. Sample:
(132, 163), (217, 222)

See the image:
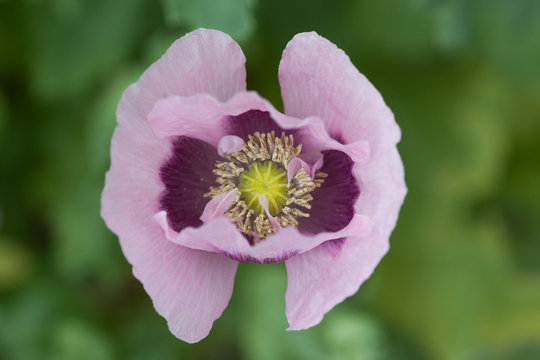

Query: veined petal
(135, 240), (238, 343)
(101, 28), (247, 342)
(135, 28), (246, 116)
(155, 211), (372, 264)
(102, 127), (238, 343)
(285, 234), (388, 331)
(296, 118), (370, 162)
(200, 189), (239, 223)
(279, 31), (407, 331)
(147, 91), (268, 146)
(279, 31), (401, 151)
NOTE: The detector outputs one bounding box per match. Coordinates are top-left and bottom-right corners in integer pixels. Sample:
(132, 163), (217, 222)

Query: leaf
(161, 0), (255, 42)
(28, 0), (160, 100)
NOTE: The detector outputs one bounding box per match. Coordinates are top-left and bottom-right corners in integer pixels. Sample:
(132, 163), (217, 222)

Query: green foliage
(162, 0), (255, 42)
(28, 0), (160, 100)
(1, 0), (539, 359)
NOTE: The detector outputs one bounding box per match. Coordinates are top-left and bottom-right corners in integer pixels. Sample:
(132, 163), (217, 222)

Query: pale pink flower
(101, 28), (406, 343)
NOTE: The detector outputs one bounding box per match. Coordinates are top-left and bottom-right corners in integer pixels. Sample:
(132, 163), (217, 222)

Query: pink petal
(155, 210), (372, 264)
(297, 118), (371, 162)
(147, 91), (271, 146)
(279, 32), (407, 330)
(311, 154), (324, 177)
(149, 89), (362, 162)
(133, 28), (246, 119)
(135, 236), (237, 343)
(279, 32), (401, 154)
(217, 135), (244, 157)
(286, 157), (310, 186)
(287, 154), (323, 186)
(284, 140), (406, 332)
(285, 234), (388, 330)
(102, 29), (246, 342)
(257, 194), (282, 231)
(200, 189), (238, 223)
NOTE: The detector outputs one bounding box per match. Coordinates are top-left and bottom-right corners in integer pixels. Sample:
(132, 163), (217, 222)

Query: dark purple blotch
(227, 110), (294, 141)
(298, 150), (360, 234)
(160, 136), (221, 232)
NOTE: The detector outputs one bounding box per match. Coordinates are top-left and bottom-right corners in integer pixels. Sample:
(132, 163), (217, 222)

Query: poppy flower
(101, 28), (406, 343)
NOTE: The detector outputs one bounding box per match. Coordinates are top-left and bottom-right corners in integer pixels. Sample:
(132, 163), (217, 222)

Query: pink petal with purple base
(296, 119), (371, 162)
(154, 211), (372, 264)
(200, 189), (238, 223)
(149, 91), (364, 162)
(101, 29), (247, 342)
(147, 91), (272, 146)
(279, 32), (406, 330)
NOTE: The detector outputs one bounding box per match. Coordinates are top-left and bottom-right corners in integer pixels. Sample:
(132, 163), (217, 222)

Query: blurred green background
(1, 0), (540, 359)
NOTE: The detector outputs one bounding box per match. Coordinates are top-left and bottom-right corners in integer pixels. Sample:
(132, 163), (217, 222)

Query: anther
(205, 131), (325, 242)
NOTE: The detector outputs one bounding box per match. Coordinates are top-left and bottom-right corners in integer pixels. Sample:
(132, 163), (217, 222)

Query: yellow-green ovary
(237, 161), (288, 216)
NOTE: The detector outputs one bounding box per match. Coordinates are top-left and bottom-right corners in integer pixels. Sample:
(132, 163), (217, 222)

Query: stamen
(205, 131), (325, 242)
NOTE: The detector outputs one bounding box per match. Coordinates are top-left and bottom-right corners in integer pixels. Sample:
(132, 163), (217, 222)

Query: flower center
(237, 161), (288, 216)
(205, 131), (325, 242)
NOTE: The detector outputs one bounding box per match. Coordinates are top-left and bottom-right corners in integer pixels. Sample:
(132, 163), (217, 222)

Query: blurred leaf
(322, 310), (386, 360)
(0, 281), (60, 360)
(86, 66), (143, 172)
(465, 341), (540, 360)
(51, 319), (113, 360)
(162, 0), (255, 42)
(0, 3), (28, 77)
(118, 304), (188, 360)
(236, 263), (326, 360)
(50, 178), (123, 285)
(354, 0), (435, 61)
(428, 0), (470, 53)
(142, 30), (189, 65)
(371, 64), (540, 358)
(471, 0), (540, 87)
(28, 0), (160, 100)
(0, 90), (5, 141)
(0, 237), (34, 290)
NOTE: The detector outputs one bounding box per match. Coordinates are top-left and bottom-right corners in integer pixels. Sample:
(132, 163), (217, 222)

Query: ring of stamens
(205, 131), (326, 242)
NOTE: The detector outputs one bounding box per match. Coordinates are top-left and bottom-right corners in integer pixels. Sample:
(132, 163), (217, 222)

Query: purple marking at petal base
(324, 238), (346, 257)
(332, 133), (346, 145)
(227, 109), (294, 140)
(223, 250), (300, 264)
(160, 136), (221, 232)
(298, 150), (360, 234)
